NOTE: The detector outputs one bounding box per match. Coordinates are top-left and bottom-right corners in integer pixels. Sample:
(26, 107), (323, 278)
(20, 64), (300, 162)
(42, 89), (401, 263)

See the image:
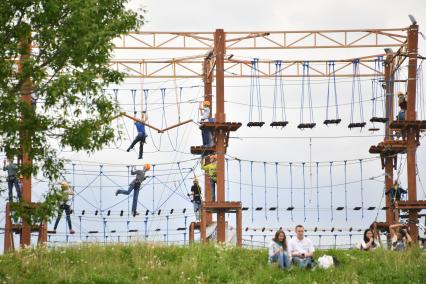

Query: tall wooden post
(405, 24), (419, 241)
(384, 54), (395, 224)
(19, 36), (32, 248)
(214, 29), (226, 243)
(203, 59), (213, 225)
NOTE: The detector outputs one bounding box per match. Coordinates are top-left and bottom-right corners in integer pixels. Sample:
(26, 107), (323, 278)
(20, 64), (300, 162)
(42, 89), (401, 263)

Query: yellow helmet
(203, 100), (211, 106)
(61, 181), (70, 190)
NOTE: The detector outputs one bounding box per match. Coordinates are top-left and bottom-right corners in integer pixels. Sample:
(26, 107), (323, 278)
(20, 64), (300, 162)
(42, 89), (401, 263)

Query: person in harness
(115, 164), (151, 216)
(53, 181), (75, 234)
(3, 158), (22, 202)
(188, 177), (202, 220)
(127, 112), (148, 159)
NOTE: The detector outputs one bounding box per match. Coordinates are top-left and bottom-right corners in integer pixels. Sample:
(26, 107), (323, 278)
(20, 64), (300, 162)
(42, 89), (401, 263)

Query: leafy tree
(0, 0), (143, 222)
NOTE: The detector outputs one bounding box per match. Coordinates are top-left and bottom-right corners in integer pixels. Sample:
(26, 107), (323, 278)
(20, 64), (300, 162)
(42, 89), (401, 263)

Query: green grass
(0, 243), (425, 283)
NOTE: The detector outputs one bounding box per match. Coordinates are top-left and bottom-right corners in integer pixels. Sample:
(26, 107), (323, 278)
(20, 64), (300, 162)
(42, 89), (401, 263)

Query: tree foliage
(0, 0), (143, 222)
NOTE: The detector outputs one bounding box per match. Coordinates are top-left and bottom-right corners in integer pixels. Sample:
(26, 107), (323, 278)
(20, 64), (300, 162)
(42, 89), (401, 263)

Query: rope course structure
(3, 22), (426, 251)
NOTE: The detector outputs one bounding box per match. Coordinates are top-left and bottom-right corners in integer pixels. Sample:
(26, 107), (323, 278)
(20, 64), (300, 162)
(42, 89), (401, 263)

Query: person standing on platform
(3, 158), (21, 202)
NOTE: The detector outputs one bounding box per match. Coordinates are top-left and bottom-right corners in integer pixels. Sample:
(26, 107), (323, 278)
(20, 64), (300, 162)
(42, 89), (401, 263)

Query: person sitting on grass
(360, 229), (380, 251)
(288, 225), (315, 268)
(268, 229), (290, 270)
(390, 223), (412, 251)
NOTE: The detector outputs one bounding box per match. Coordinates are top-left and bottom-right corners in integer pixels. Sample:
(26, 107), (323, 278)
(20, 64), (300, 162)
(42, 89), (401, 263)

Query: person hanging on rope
(386, 181), (407, 204)
(201, 154), (217, 202)
(188, 176), (202, 220)
(3, 157), (22, 202)
(127, 112), (148, 159)
(115, 164), (151, 216)
(199, 100), (214, 147)
(53, 181), (75, 234)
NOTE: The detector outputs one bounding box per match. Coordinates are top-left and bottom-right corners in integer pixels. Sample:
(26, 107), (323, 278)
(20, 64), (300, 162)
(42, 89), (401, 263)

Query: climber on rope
(201, 154), (217, 202)
(127, 112), (148, 159)
(3, 157), (22, 202)
(115, 164), (151, 216)
(386, 180), (407, 204)
(53, 181), (75, 234)
(188, 176), (202, 220)
(199, 100), (214, 148)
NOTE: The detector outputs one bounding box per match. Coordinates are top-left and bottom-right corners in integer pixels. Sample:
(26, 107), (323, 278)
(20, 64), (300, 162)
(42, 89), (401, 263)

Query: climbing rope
(349, 59), (366, 129)
(324, 61), (341, 125)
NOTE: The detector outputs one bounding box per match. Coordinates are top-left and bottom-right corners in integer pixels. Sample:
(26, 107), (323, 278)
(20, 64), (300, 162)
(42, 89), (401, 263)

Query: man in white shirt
(288, 225), (315, 268)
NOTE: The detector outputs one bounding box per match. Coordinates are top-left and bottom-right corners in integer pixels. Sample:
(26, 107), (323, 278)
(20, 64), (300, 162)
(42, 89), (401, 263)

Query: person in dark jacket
(116, 164), (151, 216)
(3, 158), (21, 202)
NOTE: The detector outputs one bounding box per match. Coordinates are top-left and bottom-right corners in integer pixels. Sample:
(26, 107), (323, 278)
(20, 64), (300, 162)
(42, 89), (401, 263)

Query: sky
(1, 0), (426, 250)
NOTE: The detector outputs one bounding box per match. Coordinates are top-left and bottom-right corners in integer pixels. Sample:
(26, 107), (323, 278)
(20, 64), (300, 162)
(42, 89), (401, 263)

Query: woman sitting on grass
(390, 223), (412, 251)
(360, 229), (380, 251)
(268, 229), (290, 270)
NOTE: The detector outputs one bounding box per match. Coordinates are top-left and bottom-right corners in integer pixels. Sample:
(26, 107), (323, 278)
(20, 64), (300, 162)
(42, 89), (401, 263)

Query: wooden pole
(203, 58), (213, 226)
(384, 54), (395, 224)
(4, 203), (14, 252)
(215, 29), (226, 243)
(406, 24), (419, 241)
(19, 36), (32, 248)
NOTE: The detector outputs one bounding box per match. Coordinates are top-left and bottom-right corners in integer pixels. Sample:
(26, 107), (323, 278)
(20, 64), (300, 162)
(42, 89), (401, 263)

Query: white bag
(318, 255), (334, 269)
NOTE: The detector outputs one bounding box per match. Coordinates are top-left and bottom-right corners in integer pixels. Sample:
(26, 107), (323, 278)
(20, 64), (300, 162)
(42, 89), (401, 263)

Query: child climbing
(53, 181), (75, 234)
(189, 177), (202, 219)
(116, 164), (151, 216)
(3, 158), (22, 202)
(127, 112), (148, 159)
(201, 155), (217, 202)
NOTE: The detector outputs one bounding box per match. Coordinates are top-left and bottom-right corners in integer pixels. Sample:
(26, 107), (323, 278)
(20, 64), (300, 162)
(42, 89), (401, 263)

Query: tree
(0, 0), (143, 221)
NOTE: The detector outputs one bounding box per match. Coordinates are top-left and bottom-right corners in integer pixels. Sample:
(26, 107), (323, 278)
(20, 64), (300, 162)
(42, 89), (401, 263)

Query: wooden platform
(202, 201), (242, 212)
(200, 122), (242, 131)
(396, 200), (426, 210)
(369, 140), (408, 155)
(390, 120), (426, 131)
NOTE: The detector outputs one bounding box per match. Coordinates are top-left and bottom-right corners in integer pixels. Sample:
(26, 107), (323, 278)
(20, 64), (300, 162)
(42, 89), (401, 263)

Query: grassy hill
(0, 243), (425, 283)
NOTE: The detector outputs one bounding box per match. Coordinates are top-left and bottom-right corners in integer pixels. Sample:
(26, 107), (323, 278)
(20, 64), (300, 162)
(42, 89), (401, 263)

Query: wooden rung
(348, 122), (366, 129)
(336, 207), (344, 211)
(297, 123), (316, 129)
(370, 117), (388, 123)
(286, 207), (295, 211)
(353, 207), (362, 210)
(323, 119), (341, 125)
(368, 128), (380, 132)
(270, 121), (289, 127)
(247, 122), (265, 127)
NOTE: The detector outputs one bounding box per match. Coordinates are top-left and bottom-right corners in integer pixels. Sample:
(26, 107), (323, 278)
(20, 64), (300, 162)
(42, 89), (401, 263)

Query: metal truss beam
(110, 54), (393, 78)
(113, 28), (408, 50)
